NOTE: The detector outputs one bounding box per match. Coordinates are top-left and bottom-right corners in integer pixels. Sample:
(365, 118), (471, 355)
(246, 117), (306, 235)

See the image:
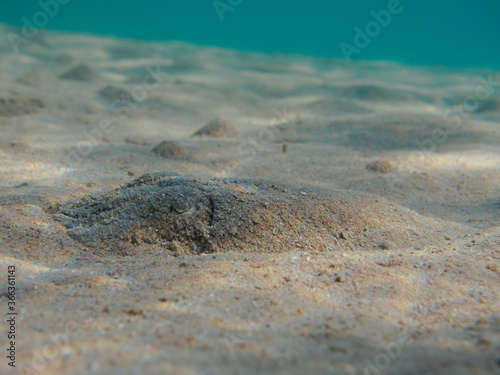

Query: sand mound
(52, 172), (468, 256)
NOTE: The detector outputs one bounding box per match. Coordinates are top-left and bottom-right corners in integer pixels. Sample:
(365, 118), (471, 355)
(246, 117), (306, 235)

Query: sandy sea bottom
(0, 23), (499, 374)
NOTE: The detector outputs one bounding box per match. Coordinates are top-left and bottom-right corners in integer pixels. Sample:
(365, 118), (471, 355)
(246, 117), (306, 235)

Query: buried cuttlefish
(52, 172), (463, 255)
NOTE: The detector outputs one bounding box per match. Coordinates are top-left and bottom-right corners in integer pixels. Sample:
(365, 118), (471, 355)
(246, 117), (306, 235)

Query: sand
(0, 23), (499, 374)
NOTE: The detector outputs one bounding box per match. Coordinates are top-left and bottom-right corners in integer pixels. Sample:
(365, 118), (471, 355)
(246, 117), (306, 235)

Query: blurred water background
(1, 0), (499, 68)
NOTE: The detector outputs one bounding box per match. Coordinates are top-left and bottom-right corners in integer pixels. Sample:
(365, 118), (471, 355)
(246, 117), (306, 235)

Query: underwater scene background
(1, 0), (500, 68)
(1, 1), (500, 375)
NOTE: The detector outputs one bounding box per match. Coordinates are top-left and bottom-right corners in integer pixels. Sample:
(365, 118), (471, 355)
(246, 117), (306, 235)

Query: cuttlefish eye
(172, 200), (195, 215)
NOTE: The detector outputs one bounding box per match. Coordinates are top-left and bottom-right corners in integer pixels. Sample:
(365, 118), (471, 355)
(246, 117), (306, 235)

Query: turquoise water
(1, 0), (499, 68)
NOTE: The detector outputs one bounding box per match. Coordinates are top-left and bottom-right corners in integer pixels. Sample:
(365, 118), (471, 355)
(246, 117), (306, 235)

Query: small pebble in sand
(59, 64), (100, 82)
(0, 97), (44, 116)
(282, 144), (288, 153)
(152, 141), (186, 159)
(366, 160), (395, 174)
(192, 118), (241, 139)
(98, 85), (135, 103)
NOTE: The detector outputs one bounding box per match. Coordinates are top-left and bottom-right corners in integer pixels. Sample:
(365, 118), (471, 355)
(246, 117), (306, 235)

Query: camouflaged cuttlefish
(52, 172), (461, 255)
